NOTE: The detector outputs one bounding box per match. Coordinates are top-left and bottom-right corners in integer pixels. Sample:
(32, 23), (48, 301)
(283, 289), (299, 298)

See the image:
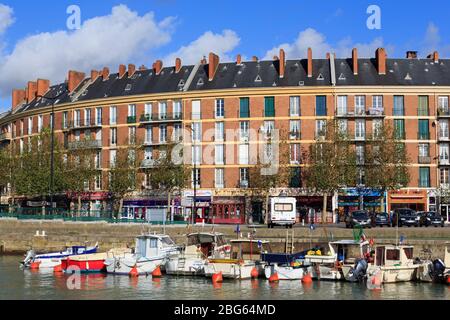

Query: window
(290, 96), (300, 116)
(440, 168), (449, 186)
(439, 96), (449, 115)
(372, 119), (382, 139)
(372, 95), (383, 109)
(96, 128), (102, 141)
(173, 124), (182, 142)
(85, 129), (91, 141)
(356, 145), (365, 165)
(20, 120), (24, 136)
(240, 121), (249, 140)
(418, 119), (429, 140)
(110, 128), (117, 145)
(386, 249), (400, 261)
(63, 112), (68, 129)
(240, 98), (250, 118)
(290, 144), (301, 164)
(85, 109), (91, 126)
(191, 122), (201, 142)
(337, 119), (348, 135)
(394, 119), (405, 139)
(419, 167), (430, 188)
(393, 96), (404, 116)
(263, 121), (275, 137)
(192, 169), (201, 188)
(73, 110), (81, 127)
(215, 122), (224, 141)
(316, 120), (327, 139)
(19, 139), (24, 153)
(158, 102), (167, 119)
(145, 126), (152, 144)
(96, 107), (102, 125)
(215, 168), (224, 188)
(290, 120), (301, 139)
(144, 147), (153, 160)
(95, 151), (102, 169)
(28, 117), (33, 135)
(110, 150), (117, 168)
(440, 144), (449, 164)
(419, 144), (430, 157)
(355, 119), (365, 140)
(192, 145), (201, 165)
(192, 100), (201, 120)
(95, 174), (102, 190)
(264, 97), (275, 117)
(240, 168), (249, 187)
(290, 167), (301, 188)
(173, 100), (182, 119)
(355, 96), (365, 115)
(144, 103), (152, 116)
(110, 106), (117, 125)
(129, 126), (136, 144)
(418, 96), (429, 116)
(215, 144), (224, 165)
(128, 104), (136, 117)
(239, 144), (249, 164)
(159, 125), (167, 143)
(216, 99), (224, 118)
(337, 96), (347, 116)
(316, 96), (327, 116)
(440, 120), (449, 139)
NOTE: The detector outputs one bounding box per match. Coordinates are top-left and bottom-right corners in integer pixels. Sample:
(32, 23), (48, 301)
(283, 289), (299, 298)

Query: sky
(0, 0), (449, 111)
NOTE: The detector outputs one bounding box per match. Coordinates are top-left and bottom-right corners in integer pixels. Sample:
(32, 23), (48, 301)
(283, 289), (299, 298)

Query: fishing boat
(104, 234), (180, 276)
(366, 245), (421, 283)
(204, 239), (271, 280)
(61, 247), (131, 273)
(165, 232), (230, 276)
(21, 243), (98, 269)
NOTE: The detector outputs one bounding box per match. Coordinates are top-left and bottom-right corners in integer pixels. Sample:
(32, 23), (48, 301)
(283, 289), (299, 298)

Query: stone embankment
(0, 219), (448, 259)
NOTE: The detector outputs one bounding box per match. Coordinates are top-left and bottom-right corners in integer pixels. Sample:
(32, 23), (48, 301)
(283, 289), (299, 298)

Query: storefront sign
(183, 190), (213, 198)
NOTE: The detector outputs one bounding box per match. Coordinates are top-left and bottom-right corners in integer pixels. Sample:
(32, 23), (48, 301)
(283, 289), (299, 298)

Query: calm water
(1, 256), (449, 300)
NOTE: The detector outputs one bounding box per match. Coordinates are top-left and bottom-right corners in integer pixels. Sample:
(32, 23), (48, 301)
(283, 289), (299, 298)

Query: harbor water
(1, 255), (449, 300)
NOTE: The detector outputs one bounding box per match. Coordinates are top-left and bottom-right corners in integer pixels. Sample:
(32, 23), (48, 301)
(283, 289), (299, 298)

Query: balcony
(141, 159), (157, 168)
(418, 156), (431, 164)
(437, 108), (450, 117)
(439, 134), (450, 142)
(335, 108), (385, 118)
(143, 139), (173, 146)
(0, 132), (11, 142)
(240, 180), (249, 188)
(289, 131), (301, 140)
(68, 139), (102, 150)
(140, 113), (183, 123)
(65, 119), (103, 130)
(439, 158), (450, 166)
(127, 116), (137, 124)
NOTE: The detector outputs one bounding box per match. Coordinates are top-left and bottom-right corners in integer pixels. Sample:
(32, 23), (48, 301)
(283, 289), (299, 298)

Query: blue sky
(0, 0), (449, 110)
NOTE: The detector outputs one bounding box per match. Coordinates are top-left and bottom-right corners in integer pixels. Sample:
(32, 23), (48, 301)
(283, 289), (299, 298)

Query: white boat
(104, 234), (180, 275)
(21, 243), (98, 269)
(165, 232), (230, 276)
(264, 263), (305, 280)
(367, 245), (421, 283)
(204, 239), (271, 280)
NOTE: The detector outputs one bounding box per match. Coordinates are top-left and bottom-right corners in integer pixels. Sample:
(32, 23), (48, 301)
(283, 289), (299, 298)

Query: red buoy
(446, 276), (450, 284)
(30, 262), (40, 270)
(212, 272), (223, 283)
(53, 264), (63, 273)
(152, 266), (162, 278)
(129, 266), (139, 277)
(251, 267), (259, 279)
(302, 273), (313, 284)
(269, 272), (279, 283)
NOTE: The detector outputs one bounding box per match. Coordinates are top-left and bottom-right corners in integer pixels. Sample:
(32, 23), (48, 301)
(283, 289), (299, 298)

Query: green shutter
(316, 96), (327, 116)
(264, 97), (275, 117)
(240, 98), (249, 118)
(418, 96), (429, 116)
(419, 167), (430, 187)
(418, 120), (429, 139)
(394, 119), (405, 139)
(393, 96), (404, 116)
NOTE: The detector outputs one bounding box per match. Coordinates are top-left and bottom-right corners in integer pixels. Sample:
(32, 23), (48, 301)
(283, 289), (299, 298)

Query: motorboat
(104, 234), (180, 275)
(262, 250), (312, 280)
(21, 243), (98, 269)
(62, 247), (131, 273)
(204, 239), (271, 280)
(165, 232), (230, 276)
(366, 245), (421, 283)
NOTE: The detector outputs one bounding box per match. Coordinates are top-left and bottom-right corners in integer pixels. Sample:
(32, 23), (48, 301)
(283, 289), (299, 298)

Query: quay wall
(0, 219), (449, 259)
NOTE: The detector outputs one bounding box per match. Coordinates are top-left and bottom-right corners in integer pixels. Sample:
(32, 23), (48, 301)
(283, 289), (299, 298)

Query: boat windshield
(161, 237), (175, 246)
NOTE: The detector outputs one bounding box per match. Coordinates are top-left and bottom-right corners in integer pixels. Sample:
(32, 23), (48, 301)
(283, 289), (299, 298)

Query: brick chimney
(406, 51), (418, 59)
(326, 53), (330, 59)
(427, 51), (439, 63)
(200, 56), (207, 65)
(27, 81), (37, 103)
(91, 70), (100, 82)
(37, 79), (50, 98)
(102, 67), (110, 80)
(208, 52), (220, 81)
(376, 48), (386, 75)
(279, 49), (286, 78)
(175, 58), (182, 73)
(68, 70), (86, 92)
(153, 60), (163, 75)
(352, 48), (358, 75)
(12, 89), (26, 110)
(236, 54), (242, 65)
(118, 64), (126, 78)
(307, 48), (313, 78)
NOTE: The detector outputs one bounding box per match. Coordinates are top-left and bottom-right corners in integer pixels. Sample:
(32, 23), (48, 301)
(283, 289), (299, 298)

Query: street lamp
(185, 124), (197, 225)
(37, 89), (69, 215)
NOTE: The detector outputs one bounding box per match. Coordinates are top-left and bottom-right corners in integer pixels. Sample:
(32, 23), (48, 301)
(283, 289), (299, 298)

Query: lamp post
(37, 89), (68, 215)
(185, 124), (197, 225)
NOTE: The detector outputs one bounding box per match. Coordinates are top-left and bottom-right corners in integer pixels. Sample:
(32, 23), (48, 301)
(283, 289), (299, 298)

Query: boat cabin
(229, 239), (271, 261)
(187, 232), (227, 258)
(374, 245), (415, 267)
(66, 246), (88, 255)
(135, 234), (178, 258)
(330, 240), (370, 265)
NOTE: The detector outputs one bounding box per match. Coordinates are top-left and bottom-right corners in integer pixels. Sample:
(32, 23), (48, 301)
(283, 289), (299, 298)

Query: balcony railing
(418, 156), (431, 164)
(68, 139), (102, 150)
(240, 180), (249, 188)
(0, 132), (11, 142)
(66, 119), (103, 130)
(336, 108), (385, 118)
(140, 113), (183, 123)
(439, 158), (450, 166)
(418, 132), (430, 140)
(289, 131), (301, 140)
(127, 116), (137, 124)
(439, 134), (449, 141)
(437, 108), (450, 117)
(141, 159), (157, 168)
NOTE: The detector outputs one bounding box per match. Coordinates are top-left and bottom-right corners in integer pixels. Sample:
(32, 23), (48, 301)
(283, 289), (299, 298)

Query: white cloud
(421, 22), (450, 57)
(0, 4), (14, 36)
(163, 29), (240, 65)
(0, 5), (175, 98)
(264, 28), (389, 60)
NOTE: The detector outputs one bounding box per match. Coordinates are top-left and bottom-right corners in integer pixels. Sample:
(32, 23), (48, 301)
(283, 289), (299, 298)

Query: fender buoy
(269, 272), (279, 283)
(30, 262), (40, 270)
(251, 267), (259, 279)
(302, 273), (313, 284)
(152, 266), (162, 278)
(53, 264), (63, 273)
(129, 266), (139, 277)
(446, 276), (450, 284)
(212, 272), (223, 283)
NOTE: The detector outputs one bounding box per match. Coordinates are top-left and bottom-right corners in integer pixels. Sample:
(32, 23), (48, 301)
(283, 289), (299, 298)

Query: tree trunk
(264, 193), (270, 225)
(322, 193), (328, 224)
(118, 198), (124, 220)
(77, 196), (81, 217)
(167, 192), (171, 223)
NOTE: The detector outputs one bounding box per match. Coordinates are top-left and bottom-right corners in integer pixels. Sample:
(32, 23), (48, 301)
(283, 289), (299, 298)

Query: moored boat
(62, 248), (131, 273)
(262, 251), (311, 280)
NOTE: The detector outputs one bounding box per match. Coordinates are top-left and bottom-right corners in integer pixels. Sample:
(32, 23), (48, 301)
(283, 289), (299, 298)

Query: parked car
(372, 212), (390, 227)
(345, 210), (372, 229)
(391, 208), (419, 227)
(418, 211), (445, 227)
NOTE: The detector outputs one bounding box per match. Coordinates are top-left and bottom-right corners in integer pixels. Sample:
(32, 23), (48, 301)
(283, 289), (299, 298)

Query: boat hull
(165, 257), (206, 276)
(62, 258), (106, 273)
(264, 265), (305, 280)
(104, 256), (164, 275)
(368, 265), (419, 283)
(204, 261), (263, 280)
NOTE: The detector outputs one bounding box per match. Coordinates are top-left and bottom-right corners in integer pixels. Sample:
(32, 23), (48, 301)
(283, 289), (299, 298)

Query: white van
(269, 197), (297, 228)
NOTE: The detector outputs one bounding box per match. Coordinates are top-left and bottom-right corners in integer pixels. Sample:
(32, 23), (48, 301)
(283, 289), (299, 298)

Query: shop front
(387, 189), (428, 212)
(338, 188), (384, 214)
(66, 191), (112, 217)
(123, 196), (182, 222)
(210, 197), (245, 224)
(182, 190), (212, 223)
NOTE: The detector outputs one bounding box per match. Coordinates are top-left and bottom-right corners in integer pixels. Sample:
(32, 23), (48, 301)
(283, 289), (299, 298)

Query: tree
(303, 120), (358, 223)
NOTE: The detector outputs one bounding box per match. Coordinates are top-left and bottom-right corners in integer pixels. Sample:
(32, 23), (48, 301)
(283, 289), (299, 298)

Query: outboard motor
(430, 259), (446, 282)
(22, 249), (36, 267)
(348, 258), (368, 282)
